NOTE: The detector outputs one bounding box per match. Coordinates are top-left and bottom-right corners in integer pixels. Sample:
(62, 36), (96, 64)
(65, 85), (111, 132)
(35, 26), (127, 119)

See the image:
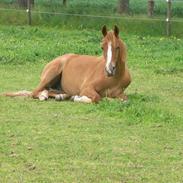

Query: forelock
(105, 31), (116, 45)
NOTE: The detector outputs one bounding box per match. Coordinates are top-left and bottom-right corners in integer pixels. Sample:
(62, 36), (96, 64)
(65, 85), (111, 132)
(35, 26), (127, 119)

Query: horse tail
(1, 90), (32, 97)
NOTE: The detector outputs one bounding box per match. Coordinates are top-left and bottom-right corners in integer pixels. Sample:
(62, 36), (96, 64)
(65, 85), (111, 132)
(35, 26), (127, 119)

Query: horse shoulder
(119, 65), (132, 89)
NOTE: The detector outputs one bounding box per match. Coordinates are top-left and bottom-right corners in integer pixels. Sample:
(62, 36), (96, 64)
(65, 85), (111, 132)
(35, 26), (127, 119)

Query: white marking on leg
(55, 94), (68, 101)
(106, 41), (112, 74)
(73, 95), (92, 103)
(70, 95), (76, 101)
(39, 90), (48, 101)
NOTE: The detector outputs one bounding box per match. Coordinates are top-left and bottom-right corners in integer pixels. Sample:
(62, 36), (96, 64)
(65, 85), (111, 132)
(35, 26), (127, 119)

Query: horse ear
(102, 25), (107, 37)
(114, 25), (119, 37)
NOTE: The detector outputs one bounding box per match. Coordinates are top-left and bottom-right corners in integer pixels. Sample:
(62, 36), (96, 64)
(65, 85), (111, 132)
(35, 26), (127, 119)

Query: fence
(0, 0), (183, 36)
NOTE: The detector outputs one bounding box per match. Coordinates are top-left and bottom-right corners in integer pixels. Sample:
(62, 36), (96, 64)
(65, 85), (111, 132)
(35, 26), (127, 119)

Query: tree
(17, 0), (34, 8)
(63, 0), (67, 7)
(118, 0), (129, 14)
(147, 0), (155, 17)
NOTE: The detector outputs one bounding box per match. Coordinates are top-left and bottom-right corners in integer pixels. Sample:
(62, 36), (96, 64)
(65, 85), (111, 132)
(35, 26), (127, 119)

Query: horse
(3, 25), (131, 103)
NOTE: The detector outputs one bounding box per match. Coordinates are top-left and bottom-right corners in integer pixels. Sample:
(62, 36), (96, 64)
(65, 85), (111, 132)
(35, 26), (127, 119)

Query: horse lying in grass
(4, 25), (131, 103)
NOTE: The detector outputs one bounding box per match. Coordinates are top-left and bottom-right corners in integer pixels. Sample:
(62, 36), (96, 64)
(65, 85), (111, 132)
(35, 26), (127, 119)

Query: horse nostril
(111, 64), (116, 75)
(111, 64), (116, 71)
(105, 63), (116, 77)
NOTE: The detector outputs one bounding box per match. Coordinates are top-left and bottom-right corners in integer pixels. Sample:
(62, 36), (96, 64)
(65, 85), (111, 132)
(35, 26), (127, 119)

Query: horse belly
(61, 70), (81, 95)
(61, 74), (81, 95)
(61, 58), (97, 95)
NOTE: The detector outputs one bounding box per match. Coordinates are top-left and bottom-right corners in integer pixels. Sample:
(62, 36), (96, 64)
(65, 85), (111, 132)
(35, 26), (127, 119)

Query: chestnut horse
(4, 25), (131, 103)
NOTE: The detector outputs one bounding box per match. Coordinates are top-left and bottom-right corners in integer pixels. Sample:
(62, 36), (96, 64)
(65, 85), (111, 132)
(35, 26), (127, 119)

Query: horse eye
(101, 47), (104, 50)
(116, 46), (119, 50)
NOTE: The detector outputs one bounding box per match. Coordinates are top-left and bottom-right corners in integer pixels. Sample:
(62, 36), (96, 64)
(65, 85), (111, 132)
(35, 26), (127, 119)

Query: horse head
(101, 25), (125, 77)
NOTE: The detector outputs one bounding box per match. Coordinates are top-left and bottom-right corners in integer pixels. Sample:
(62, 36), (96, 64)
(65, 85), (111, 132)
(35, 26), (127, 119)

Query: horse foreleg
(73, 88), (101, 103)
(71, 95), (92, 103)
(118, 92), (128, 102)
(51, 93), (71, 101)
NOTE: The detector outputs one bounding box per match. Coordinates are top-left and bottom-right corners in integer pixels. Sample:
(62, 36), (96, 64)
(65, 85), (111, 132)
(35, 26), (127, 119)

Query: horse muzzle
(105, 65), (116, 77)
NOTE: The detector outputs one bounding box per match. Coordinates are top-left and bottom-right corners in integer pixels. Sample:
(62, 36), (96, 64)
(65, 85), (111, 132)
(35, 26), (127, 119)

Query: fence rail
(0, 0), (183, 36)
(1, 7), (183, 23)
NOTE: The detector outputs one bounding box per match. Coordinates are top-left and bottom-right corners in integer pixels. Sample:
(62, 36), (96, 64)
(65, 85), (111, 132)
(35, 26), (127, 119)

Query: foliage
(0, 0), (183, 37)
(1, 0), (183, 17)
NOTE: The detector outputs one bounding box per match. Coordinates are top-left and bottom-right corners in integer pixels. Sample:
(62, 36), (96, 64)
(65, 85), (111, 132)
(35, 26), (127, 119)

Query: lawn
(0, 25), (183, 183)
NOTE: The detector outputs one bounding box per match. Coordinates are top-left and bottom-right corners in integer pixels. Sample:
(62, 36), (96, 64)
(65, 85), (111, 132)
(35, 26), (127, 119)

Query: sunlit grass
(0, 25), (183, 183)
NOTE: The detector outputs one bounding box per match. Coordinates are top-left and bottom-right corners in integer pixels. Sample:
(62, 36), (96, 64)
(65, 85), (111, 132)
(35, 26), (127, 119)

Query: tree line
(17, 0), (155, 17)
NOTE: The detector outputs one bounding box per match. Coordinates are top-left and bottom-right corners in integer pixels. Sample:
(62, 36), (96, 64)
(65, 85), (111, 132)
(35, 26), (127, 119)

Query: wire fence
(0, 0), (183, 36)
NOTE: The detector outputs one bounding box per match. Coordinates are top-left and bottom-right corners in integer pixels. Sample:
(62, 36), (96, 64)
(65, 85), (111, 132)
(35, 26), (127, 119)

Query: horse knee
(91, 94), (101, 103)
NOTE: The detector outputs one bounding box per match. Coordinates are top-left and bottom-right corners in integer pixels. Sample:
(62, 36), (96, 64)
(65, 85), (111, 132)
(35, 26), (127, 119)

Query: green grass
(0, 25), (183, 182)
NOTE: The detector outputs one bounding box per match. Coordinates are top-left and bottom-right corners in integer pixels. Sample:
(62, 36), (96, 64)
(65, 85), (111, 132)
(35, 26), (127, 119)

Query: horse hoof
(38, 90), (48, 101)
(55, 94), (68, 101)
(39, 96), (47, 101)
(73, 95), (92, 103)
(55, 94), (63, 101)
(70, 96), (74, 101)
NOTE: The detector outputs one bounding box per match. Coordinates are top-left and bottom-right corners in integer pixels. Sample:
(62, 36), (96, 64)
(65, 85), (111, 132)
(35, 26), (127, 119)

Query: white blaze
(106, 42), (112, 73)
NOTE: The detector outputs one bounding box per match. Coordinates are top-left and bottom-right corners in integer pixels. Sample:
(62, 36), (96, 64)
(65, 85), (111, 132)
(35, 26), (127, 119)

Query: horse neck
(116, 40), (126, 76)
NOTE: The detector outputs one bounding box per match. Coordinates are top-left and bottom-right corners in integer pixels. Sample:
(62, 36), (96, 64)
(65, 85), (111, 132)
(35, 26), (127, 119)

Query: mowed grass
(0, 25), (183, 183)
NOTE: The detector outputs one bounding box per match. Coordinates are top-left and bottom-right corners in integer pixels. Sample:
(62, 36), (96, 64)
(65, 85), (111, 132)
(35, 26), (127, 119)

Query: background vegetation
(1, 0), (183, 17)
(0, 0), (183, 37)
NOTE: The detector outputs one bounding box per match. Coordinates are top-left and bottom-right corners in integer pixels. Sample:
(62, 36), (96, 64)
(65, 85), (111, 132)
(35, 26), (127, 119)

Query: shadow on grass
(155, 67), (183, 75)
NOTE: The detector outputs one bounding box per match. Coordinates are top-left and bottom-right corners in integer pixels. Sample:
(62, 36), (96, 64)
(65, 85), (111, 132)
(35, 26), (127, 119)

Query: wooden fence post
(63, 0), (67, 7)
(27, 0), (32, 25)
(147, 0), (154, 17)
(166, 0), (172, 36)
(118, 0), (129, 14)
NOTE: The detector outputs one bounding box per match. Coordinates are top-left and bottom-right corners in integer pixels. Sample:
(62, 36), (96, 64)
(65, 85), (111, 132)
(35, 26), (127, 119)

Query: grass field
(0, 25), (183, 182)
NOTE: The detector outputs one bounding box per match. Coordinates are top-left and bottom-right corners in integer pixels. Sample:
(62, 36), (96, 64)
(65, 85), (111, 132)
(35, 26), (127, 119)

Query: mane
(119, 38), (127, 63)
